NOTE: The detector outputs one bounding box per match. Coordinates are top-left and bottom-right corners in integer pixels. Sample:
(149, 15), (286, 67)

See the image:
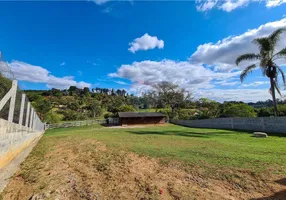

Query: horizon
(0, 1), (286, 102)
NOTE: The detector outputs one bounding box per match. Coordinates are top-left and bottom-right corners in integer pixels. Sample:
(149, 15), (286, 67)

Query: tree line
(23, 81), (286, 124)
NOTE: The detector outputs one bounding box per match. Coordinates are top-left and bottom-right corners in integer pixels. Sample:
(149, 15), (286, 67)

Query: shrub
(221, 104), (257, 118)
(44, 111), (61, 124)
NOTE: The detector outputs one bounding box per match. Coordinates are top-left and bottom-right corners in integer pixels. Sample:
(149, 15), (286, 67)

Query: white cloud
(196, 0), (286, 12)
(213, 79), (240, 86)
(189, 18), (286, 71)
(91, 0), (110, 5)
(128, 33), (164, 53)
(9, 60), (91, 89)
(60, 62), (66, 66)
(266, 0), (286, 7)
(196, 0), (218, 12)
(114, 81), (128, 85)
(196, 88), (272, 102)
(109, 59), (240, 92)
(241, 81), (268, 87)
(109, 59), (286, 102)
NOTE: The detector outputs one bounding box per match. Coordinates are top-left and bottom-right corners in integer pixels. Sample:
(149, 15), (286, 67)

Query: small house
(118, 112), (166, 126)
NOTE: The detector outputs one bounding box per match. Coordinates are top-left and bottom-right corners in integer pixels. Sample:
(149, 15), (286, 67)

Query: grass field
(2, 124), (286, 199)
(47, 124), (286, 172)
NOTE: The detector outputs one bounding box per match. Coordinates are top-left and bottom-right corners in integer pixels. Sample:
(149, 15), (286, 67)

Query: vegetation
(23, 84), (286, 124)
(236, 28), (286, 116)
(145, 81), (191, 119)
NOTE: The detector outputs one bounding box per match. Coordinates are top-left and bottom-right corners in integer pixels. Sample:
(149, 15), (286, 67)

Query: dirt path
(0, 136), (42, 192)
(1, 136), (286, 200)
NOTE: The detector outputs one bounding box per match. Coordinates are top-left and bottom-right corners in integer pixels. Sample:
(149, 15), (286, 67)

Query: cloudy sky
(0, 1), (286, 102)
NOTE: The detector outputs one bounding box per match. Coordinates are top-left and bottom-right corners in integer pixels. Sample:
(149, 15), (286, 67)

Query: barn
(118, 112), (166, 126)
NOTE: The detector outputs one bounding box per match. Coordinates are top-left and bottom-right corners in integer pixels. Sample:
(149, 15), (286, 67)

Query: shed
(118, 112), (166, 126)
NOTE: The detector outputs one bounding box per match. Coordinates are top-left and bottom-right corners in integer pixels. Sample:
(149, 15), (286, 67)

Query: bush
(257, 107), (273, 117)
(44, 111), (61, 124)
(221, 104), (257, 118)
(278, 105), (286, 116)
(62, 109), (82, 121)
(104, 112), (115, 119)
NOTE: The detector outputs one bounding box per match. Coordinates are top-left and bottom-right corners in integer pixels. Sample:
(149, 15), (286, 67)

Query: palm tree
(236, 28), (286, 116)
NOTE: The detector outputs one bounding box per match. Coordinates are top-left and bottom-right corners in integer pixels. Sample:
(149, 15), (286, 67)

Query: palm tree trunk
(270, 77), (278, 116)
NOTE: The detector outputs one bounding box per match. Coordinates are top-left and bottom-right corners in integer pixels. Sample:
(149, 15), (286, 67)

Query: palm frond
(274, 82), (282, 96)
(235, 54), (260, 65)
(277, 66), (286, 85)
(269, 28), (286, 47)
(252, 37), (271, 53)
(240, 64), (257, 82)
(274, 47), (286, 58)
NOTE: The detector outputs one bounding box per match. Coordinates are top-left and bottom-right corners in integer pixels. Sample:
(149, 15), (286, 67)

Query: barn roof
(118, 112), (165, 118)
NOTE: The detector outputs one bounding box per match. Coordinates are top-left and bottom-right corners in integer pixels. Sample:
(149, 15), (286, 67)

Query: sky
(0, 0), (286, 102)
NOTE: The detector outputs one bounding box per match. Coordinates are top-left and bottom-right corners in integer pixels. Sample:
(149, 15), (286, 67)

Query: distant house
(118, 112), (166, 126)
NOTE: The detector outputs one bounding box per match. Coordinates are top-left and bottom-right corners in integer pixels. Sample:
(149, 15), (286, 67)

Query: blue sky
(0, 1), (286, 102)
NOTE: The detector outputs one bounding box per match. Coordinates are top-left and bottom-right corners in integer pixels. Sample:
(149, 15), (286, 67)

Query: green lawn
(46, 124), (286, 174)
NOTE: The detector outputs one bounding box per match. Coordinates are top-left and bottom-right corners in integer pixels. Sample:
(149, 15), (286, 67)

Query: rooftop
(118, 112), (165, 118)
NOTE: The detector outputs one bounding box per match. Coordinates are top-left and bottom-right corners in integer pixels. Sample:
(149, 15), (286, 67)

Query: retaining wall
(171, 117), (286, 134)
(0, 119), (43, 169)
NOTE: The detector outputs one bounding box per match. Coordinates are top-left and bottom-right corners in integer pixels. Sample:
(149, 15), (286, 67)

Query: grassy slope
(46, 124), (286, 174)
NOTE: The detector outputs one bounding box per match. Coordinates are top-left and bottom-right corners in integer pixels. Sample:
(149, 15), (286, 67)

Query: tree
(88, 100), (102, 118)
(221, 104), (257, 118)
(83, 87), (90, 96)
(33, 98), (52, 119)
(44, 111), (61, 124)
(152, 81), (191, 119)
(236, 28), (286, 116)
(68, 86), (77, 96)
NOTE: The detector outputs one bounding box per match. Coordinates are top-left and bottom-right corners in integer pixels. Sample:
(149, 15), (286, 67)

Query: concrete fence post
(33, 112), (36, 131)
(8, 80), (18, 123)
(25, 102), (31, 127)
(231, 118), (234, 129)
(29, 108), (34, 131)
(19, 94), (26, 126)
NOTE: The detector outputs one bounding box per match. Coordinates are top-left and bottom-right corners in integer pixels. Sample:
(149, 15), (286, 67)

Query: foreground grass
(46, 124), (286, 174)
(2, 124), (286, 199)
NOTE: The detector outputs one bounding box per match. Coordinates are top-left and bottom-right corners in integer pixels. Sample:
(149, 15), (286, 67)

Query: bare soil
(1, 137), (286, 200)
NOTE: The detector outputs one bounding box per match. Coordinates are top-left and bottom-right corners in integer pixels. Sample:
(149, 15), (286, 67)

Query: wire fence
(0, 52), (45, 132)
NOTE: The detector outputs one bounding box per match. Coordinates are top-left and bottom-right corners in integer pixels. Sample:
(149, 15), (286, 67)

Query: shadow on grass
(250, 190), (286, 200)
(251, 178), (286, 199)
(127, 130), (233, 138)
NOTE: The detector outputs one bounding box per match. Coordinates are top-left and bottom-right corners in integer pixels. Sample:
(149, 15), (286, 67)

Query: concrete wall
(0, 119), (43, 169)
(171, 117), (286, 134)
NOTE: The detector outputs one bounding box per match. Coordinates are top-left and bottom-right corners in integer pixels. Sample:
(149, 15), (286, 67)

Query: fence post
(19, 94), (26, 126)
(8, 80), (18, 123)
(29, 108), (34, 131)
(25, 102), (30, 127)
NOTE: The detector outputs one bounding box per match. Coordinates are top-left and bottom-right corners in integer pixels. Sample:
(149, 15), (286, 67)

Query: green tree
(221, 104), (257, 118)
(83, 87), (90, 96)
(0, 74), (12, 99)
(152, 82), (191, 119)
(278, 104), (286, 116)
(236, 28), (286, 116)
(44, 111), (61, 124)
(257, 107), (273, 117)
(88, 100), (102, 118)
(33, 98), (52, 119)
